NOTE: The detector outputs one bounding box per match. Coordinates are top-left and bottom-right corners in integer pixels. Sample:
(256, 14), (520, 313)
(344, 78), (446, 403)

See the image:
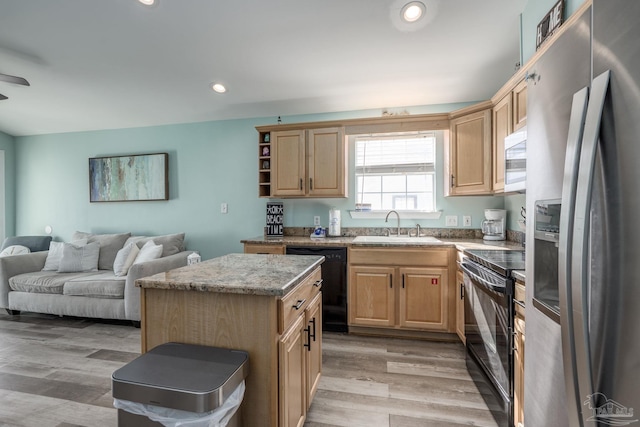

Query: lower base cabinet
(348, 248), (453, 333)
(279, 290), (322, 427)
(455, 269), (465, 344)
(514, 314), (525, 427)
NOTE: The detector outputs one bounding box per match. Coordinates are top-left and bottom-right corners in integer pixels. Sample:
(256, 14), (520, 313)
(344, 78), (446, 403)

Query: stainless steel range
(461, 249), (525, 427)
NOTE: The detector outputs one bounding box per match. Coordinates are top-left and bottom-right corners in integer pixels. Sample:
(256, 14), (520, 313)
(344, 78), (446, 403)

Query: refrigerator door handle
(559, 87), (590, 427)
(571, 70), (611, 426)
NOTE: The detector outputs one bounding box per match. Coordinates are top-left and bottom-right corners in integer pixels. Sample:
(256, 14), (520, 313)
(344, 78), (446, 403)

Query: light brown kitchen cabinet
(513, 79), (528, 131)
(269, 127), (347, 198)
(279, 314), (307, 427)
(244, 243), (285, 254)
(305, 292), (322, 406)
(447, 107), (493, 196)
(455, 269), (465, 344)
(348, 248), (453, 333)
(492, 93), (513, 193)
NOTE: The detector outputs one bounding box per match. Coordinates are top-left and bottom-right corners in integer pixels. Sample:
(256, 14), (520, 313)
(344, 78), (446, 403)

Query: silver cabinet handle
(292, 299), (306, 310)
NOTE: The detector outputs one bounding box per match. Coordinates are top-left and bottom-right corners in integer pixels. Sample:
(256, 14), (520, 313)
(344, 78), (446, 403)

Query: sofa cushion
(113, 242), (140, 277)
(1, 236), (52, 253)
(72, 232), (131, 270)
(125, 233), (185, 257)
(58, 241), (100, 273)
(43, 239), (88, 271)
(9, 271), (103, 294)
(63, 272), (126, 299)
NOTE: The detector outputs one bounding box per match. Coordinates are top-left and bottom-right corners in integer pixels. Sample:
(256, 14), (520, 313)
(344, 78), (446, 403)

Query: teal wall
(17, 103), (509, 260)
(521, 0), (587, 63)
(0, 131), (16, 238)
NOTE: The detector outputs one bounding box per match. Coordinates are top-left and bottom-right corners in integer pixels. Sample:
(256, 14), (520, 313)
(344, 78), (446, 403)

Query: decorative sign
(536, 0), (564, 50)
(266, 202), (284, 239)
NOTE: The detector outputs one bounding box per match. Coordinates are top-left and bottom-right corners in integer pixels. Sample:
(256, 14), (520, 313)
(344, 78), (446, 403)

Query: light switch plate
(445, 215), (458, 226)
(221, 203), (228, 214)
(463, 215), (472, 227)
(314, 216), (321, 226)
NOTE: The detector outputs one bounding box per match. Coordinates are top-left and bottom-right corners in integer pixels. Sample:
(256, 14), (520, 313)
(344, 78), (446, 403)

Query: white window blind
(355, 132), (436, 211)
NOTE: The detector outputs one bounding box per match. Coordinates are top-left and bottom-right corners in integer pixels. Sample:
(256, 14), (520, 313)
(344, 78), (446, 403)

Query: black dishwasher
(285, 246), (347, 332)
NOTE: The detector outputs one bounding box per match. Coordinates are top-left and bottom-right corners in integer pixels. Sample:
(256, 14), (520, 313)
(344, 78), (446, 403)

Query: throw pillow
(126, 233), (185, 257)
(42, 239), (88, 271)
(57, 241), (100, 273)
(113, 242), (140, 277)
(0, 245), (30, 257)
(72, 231), (131, 270)
(133, 240), (163, 265)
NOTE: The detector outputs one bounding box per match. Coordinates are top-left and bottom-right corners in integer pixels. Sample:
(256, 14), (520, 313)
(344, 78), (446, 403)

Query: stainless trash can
(112, 342), (249, 427)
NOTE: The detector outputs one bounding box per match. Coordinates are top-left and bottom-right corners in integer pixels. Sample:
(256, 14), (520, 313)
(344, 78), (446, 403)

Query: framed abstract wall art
(89, 153), (169, 202)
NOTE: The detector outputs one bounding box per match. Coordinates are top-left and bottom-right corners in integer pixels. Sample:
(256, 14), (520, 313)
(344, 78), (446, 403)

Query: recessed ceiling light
(211, 83), (227, 93)
(401, 1), (425, 23)
(138, 0), (156, 6)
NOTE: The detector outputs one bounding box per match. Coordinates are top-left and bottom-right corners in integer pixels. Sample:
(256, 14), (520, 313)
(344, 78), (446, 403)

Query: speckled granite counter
(241, 236), (524, 251)
(512, 270), (526, 283)
(136, 253), (325, 296)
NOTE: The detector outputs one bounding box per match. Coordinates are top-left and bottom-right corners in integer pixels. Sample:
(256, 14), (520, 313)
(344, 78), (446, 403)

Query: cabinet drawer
(244, 244), (285, 254)
(279, 268), (321, 333)
(349, 248), (449, 267)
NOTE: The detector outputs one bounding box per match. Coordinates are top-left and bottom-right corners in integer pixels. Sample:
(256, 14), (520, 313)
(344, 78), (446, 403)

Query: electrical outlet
(221, 203), (228, 214)
(314, 216), (321, 226)
(445, 215), (458, 227)
(463, 215), (472, 227)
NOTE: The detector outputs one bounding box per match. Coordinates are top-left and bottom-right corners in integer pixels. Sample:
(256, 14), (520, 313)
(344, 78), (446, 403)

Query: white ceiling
(0, 0), (527, 137)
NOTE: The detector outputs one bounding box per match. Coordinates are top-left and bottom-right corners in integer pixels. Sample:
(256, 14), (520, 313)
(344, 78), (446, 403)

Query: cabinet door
(279, 315), (307, 427)
(448, 109), (492, 195)
(305, 292), (322, 407)
(514, 316), (525, 427)
(492, 93), (512, 193)
(307, 127), (347, 197)
(348, 266), (395, 327)
(513, 79), (528, 131)
(272, 130), (306, 197)
(455, 270), (466, 344)
(398, 267), (448, 331)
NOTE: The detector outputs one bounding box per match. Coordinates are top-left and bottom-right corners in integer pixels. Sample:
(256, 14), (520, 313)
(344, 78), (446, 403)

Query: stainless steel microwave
(504, 127), (526, 193)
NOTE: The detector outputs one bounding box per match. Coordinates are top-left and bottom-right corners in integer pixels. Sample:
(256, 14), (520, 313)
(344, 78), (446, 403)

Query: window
(355, 132), (436, 212)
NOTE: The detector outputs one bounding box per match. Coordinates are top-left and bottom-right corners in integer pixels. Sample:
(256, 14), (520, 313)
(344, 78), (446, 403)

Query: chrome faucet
(415, 223), (422, 237)
(385, 210), (401, 236)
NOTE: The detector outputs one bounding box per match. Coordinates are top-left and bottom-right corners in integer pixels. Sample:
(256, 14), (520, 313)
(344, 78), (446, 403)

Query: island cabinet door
(279, 315), (307, 427)
(348, 266), (395, 327)
(305, 292), (322, 407)
(398, 267), (449, 331)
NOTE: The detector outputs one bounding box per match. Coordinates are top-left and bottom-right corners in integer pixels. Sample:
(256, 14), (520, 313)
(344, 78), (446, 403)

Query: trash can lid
(112, 342), (249, 412)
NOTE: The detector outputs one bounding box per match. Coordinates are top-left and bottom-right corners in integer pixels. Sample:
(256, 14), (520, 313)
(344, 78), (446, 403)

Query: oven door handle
(461, 263), (507, 293)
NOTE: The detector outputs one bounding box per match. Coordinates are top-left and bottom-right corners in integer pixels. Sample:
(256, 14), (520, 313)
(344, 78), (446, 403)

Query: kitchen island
(136, 253), (325, 427)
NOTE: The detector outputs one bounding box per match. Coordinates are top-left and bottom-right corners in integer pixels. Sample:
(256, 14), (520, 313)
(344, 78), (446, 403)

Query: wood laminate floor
(0, 312), (499, 427)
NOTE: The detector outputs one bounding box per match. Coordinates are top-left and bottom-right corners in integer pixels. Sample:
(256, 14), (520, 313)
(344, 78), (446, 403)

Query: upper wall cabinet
(492, 79), (528, 194)
(258, 126), (347, 198)
(446, 105), (493, 196)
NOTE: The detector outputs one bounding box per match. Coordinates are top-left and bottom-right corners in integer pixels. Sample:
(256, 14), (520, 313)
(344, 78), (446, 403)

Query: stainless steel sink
(352, 235), (442, 244)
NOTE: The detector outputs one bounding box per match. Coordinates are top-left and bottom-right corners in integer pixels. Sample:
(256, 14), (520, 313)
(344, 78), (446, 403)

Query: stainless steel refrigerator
(525, 1), (640, 426)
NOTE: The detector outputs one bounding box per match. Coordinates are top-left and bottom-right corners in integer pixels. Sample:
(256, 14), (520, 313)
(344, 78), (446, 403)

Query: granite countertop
(136, 253), (325, 297)
(512, 270), (526, 283)
(241, 235), (524, 251)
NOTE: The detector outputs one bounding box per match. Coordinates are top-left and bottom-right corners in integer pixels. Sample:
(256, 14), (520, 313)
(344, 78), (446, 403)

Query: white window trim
(348, 210), (442, 220)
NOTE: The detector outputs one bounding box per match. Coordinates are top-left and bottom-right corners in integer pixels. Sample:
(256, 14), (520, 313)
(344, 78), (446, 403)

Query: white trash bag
(114, 381), (245, 427)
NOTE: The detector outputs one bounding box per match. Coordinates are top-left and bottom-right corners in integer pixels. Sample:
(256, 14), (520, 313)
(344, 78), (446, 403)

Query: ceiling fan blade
(0, 93), (7, 100)
(0, 73), (30, 86)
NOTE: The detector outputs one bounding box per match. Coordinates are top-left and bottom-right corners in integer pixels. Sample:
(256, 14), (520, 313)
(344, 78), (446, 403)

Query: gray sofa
(0, 232), (191, 324)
